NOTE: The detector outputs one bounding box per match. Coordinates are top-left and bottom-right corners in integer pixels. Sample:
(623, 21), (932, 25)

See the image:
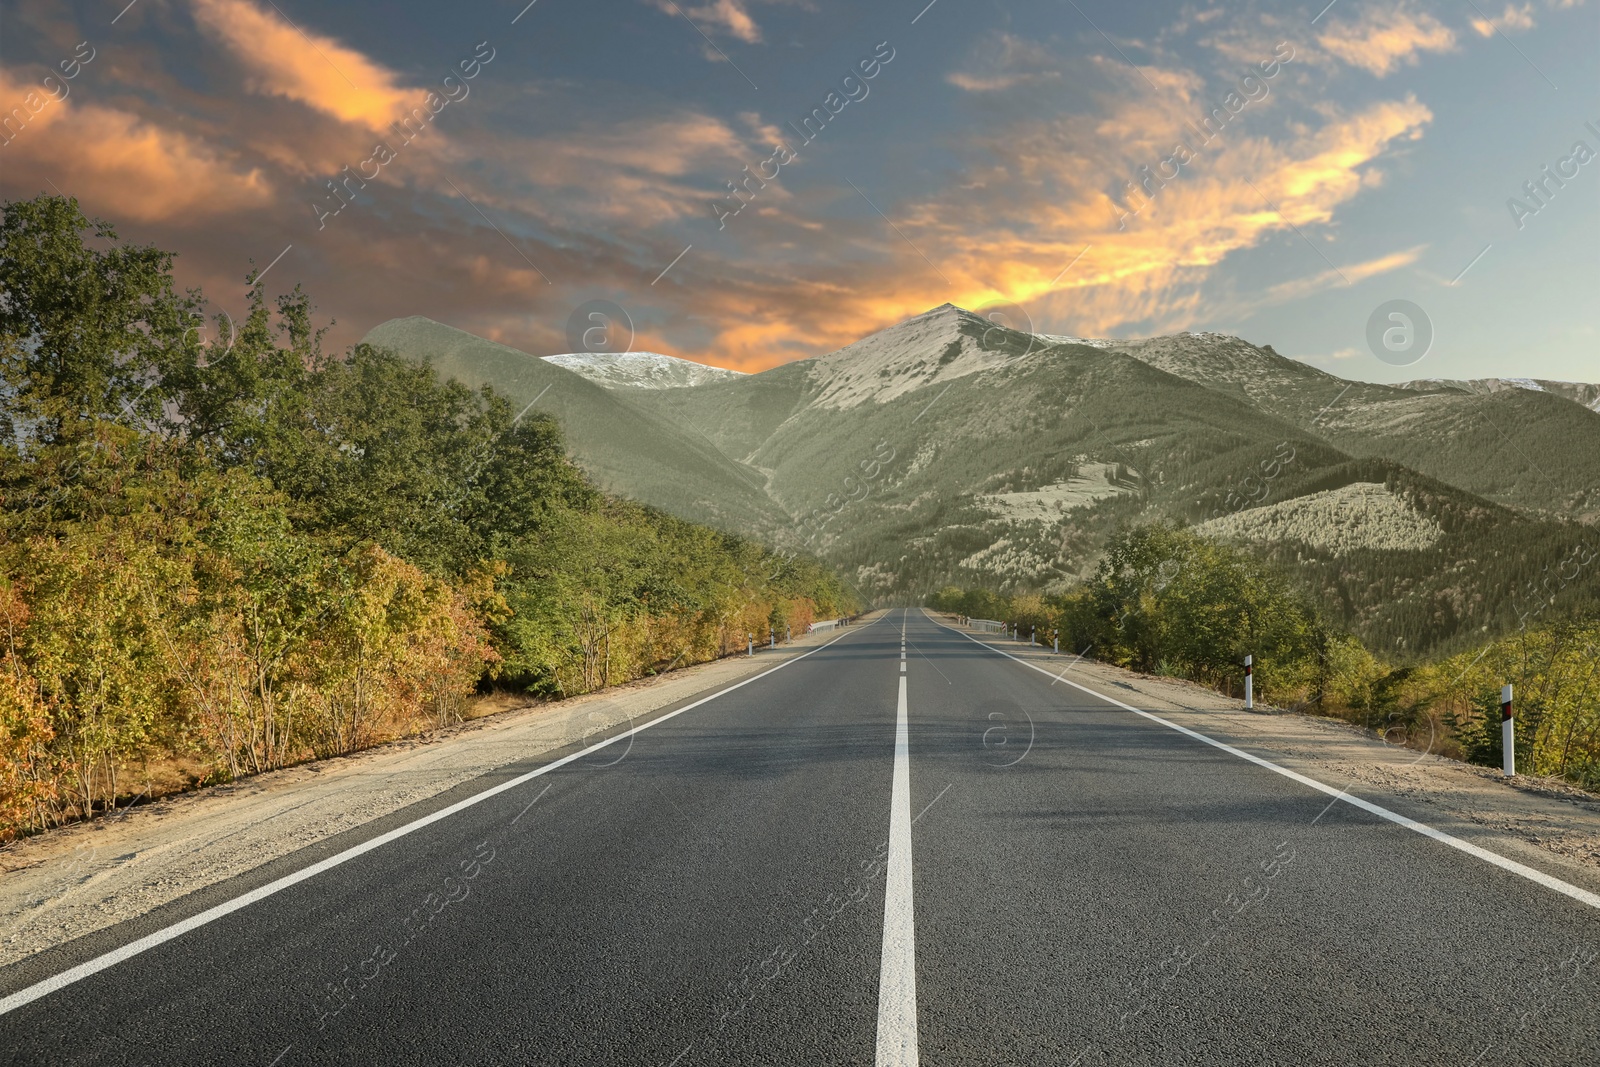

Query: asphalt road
(2, 609), (1597, 1065)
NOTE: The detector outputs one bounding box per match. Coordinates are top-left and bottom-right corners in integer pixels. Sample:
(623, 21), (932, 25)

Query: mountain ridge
(1396, 376), (1600, 413)
(363, 306), (1600, 655)
(360, 316), (786, 534)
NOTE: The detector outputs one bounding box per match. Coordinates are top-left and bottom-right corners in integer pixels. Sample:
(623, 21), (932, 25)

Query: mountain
(542, 351), (746, 389)
(367, 306), (1600, 657)
(1102, 333), (1600, 522)
(359, 317), (785, 534)
(1396, 376), (1600, 413)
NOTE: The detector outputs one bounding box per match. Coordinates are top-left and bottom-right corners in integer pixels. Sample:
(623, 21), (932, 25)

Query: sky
(1, 0), (1596, 384)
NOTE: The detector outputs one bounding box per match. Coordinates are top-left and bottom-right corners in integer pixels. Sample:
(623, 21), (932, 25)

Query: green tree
(0, 195), (197, 443)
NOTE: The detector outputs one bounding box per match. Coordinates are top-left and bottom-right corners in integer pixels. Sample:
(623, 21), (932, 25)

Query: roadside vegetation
(0, 195), (855, 840)
(930, 522), (1600, 790)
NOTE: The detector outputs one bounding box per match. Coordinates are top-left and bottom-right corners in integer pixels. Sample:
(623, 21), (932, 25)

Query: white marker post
(747, 634), (753, 657)
(1244, 655), (1254, 710)
(770, 630), (775, 650)
(1502, 683), (1515, 778)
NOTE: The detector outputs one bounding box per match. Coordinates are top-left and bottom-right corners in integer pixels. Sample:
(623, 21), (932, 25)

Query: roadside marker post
(1244, 655), (1254, 710)
(748, 634), (754, 656)
(1030, 626), (1036, 646)
(1502, 683), (1515, 777)
(1053, 632), (1059, 655)
(770, 630), (775, 650)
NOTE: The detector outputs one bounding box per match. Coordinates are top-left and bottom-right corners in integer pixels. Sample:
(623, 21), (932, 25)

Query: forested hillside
(0, 196), (854, 841)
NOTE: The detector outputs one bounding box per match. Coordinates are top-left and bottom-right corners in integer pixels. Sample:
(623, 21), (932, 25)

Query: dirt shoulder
(934, 613), (1600, 898)
(0, 616), (881, 971)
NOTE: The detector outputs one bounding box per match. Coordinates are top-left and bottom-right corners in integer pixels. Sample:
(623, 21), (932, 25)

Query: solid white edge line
(924, 610), (1600, 911)
(0, 619), (883, 1016)
(875, 669), (918, 1066)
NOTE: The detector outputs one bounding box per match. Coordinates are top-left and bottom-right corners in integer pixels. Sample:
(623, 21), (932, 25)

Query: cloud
(1333, 244), (1428, 282)
(1316, 5), (1457, 75)
(649, 86), (1436, 368)
(0, 69), (273, 222)
(647, 0), (763, 43)
(946, 33), (1064, 93)
(907, 90), (1432, 328)
(1296, 346), (1364, 367)
(188, 0), (426, 130)
(437, 108), (775, 228)
(0, 0), (1457, 379)
(589, 93), (1434, 372)
(1471, 2), (1537, 35)
(1219, 246), (1428, 320)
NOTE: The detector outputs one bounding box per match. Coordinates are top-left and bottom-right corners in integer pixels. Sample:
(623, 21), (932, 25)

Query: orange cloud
(1220, 246), (1428, 320)
(946, 33), (1064, 92)
(434, 111), (777, 228)
(648, 0), (763, 43)
(1315, 6), (1457, 75)
(0, 69), (272, 221)
(968, 100), (1431, 333)
(189, 0), (426, 130)
(1471, 2), (1537, 36)
(646, 87), (1435, 371)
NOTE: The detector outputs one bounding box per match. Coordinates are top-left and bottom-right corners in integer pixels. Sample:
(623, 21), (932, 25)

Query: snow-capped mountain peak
(542, 351), (746, 389)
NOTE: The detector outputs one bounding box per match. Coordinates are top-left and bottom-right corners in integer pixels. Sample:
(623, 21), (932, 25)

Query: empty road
(2, 610), (1596, 1065)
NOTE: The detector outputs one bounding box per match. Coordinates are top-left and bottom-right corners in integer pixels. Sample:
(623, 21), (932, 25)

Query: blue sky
(1, 0), (1595, 383)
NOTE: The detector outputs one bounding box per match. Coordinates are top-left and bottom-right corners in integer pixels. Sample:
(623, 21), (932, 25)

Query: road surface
(2, 609), (1596, 1065)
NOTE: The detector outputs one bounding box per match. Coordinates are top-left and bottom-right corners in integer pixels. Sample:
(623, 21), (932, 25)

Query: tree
(0, 195), (197, 444)
(0, 578), (55, 840)
(11, 516), (179, 818)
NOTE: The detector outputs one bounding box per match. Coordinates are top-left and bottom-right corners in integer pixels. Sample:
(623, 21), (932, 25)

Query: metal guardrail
(969, 618), (1004, 633)
(809, 618), (839, 632)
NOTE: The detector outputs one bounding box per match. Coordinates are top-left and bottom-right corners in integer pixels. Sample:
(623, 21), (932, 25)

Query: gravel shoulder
(0, 619), (877, 971)
(938, 615), (1600, 898)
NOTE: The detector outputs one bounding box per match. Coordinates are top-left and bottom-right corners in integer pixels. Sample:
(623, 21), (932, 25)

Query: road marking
(928, 612), (1600, 912)
(876, 670), (918, 1065)
(0, 621), (881, 1016)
